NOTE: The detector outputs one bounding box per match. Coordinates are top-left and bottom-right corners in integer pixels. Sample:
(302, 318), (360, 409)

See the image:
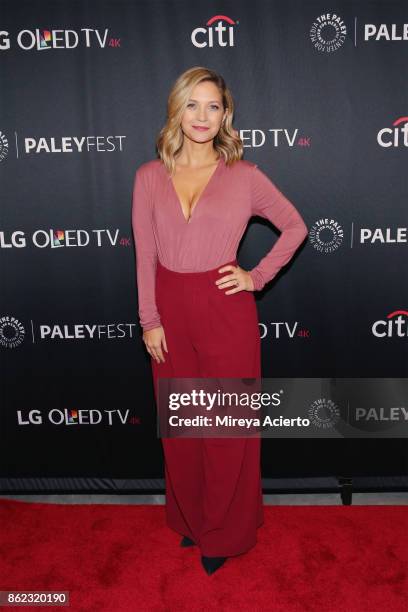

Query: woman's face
(180, 80), (227, 145)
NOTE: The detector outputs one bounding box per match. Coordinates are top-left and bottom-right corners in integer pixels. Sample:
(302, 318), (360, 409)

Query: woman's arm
(248, 164), (308, 291)
(131, 165), (162, 332)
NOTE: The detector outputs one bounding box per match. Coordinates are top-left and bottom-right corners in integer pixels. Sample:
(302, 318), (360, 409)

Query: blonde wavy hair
(156, 66), (243, 176)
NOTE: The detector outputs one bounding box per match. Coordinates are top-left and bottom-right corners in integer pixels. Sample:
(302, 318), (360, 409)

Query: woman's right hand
(143, 326), (168, 363)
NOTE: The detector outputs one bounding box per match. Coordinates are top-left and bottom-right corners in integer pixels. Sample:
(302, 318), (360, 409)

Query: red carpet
(0, 499), (407, 611)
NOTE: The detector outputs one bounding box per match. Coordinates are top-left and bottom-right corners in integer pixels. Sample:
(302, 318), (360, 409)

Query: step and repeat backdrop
(1, 1), (407, 489)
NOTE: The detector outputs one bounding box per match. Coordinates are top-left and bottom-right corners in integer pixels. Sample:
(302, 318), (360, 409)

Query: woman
(132, 66), (308, 575)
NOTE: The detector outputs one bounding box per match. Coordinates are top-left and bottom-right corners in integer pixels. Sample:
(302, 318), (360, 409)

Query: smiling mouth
(193, 126), (210, 130)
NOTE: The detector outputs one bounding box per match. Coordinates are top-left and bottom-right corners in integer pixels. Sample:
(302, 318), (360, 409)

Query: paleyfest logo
(0, 130), (126, 160)
(0, 315), (140, 349)
(310, 13), (347, 52)
(364, 23), (408, 42)
(191, 15), (237, 48)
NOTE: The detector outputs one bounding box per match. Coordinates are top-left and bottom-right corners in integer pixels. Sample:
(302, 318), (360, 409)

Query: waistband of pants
(157, 258), (238, 282)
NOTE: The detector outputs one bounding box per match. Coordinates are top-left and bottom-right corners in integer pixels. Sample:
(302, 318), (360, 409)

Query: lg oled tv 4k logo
(0, 228), (127, 249)
(0, 28), (120, 51)
(191, 15), (237, 48)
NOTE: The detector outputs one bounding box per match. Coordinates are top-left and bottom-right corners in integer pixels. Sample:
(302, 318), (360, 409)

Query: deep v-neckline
(169, 156), (222, 224)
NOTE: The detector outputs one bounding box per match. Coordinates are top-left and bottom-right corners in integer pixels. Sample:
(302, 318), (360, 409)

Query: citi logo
(191, 15), (237, 48)
(372, 310), (408, 338)
(377, 116), (408, 148)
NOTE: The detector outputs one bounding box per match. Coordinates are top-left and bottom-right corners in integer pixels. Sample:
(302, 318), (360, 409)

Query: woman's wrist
(142, 321), (162, 333)
(247, 268), (264, 292)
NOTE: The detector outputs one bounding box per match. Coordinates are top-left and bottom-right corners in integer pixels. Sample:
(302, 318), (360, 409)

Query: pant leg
(151, 265), (204, 543)
(190, 273), (264, 557)
(150, 261), (264, 555)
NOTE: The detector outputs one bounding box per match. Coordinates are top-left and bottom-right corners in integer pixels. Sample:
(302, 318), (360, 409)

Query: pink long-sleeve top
(132, 156), (308, 332)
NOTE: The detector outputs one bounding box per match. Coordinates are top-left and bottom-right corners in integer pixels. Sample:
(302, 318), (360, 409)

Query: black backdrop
(1, 0), (407, 491)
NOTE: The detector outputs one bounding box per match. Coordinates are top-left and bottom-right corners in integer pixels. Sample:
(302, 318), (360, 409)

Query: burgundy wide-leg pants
(151, 258), (264, 557)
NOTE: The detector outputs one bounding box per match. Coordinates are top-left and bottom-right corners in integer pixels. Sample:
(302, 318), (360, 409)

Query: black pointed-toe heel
(201, 555), (227, 575)
(180, 535), (196, 547)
